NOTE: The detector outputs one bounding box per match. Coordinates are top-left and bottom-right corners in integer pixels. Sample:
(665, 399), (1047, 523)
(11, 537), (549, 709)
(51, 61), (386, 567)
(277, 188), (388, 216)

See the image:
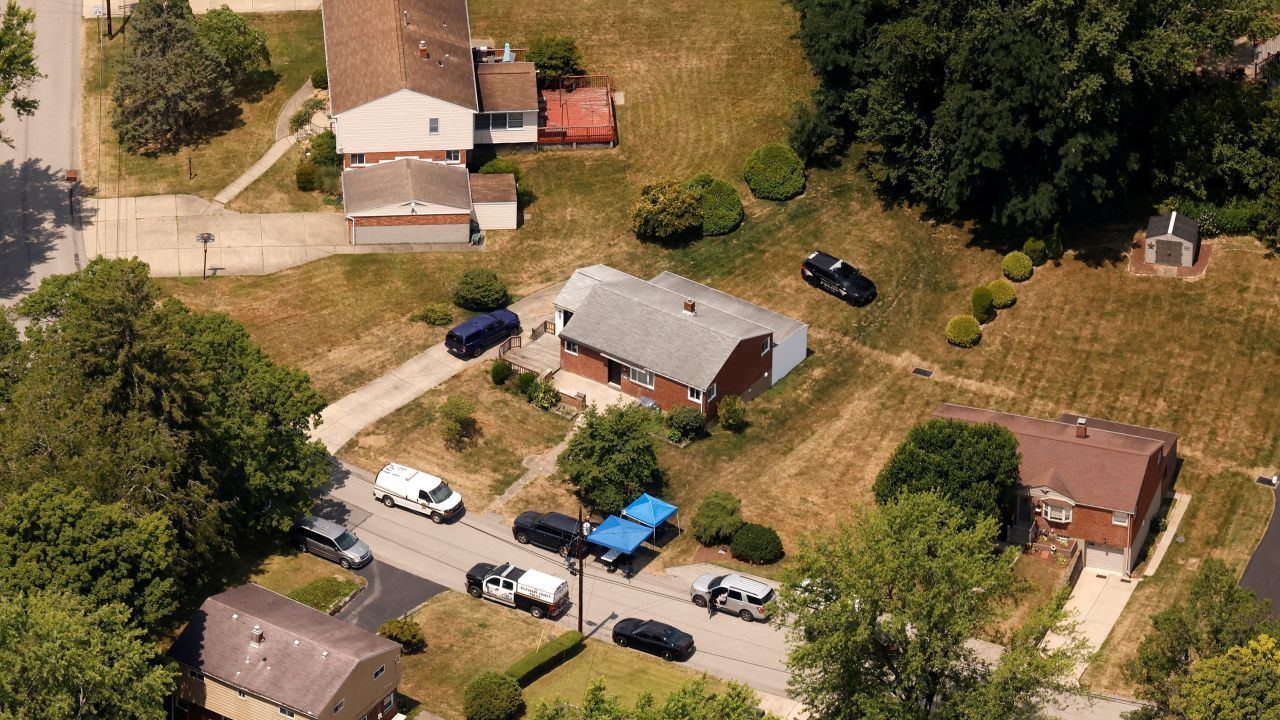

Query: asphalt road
(0, 0), (82, 307)
(1239, 483), (1280, 617)
(336, 559), (448, 631)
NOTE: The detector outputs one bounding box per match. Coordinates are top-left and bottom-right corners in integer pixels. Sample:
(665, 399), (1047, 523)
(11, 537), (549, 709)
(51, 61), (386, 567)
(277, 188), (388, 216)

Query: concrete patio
(554, 371), (631, 410)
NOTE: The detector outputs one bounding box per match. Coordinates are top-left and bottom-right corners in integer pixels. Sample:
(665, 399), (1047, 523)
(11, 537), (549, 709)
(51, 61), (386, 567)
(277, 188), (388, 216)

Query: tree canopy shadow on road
(0, 159), (73, 300)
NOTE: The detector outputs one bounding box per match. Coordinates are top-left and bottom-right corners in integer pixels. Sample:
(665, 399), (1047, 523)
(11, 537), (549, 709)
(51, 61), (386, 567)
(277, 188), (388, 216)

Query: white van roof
(378, 463), (444, 490)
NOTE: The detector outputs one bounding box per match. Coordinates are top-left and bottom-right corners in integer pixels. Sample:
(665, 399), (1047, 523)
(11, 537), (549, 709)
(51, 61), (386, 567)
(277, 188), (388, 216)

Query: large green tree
(0, 483), (178, 628)
(0, 0), (39, 147)
(773, 492), (1086, 719)
(872, 418), (1020, 523)
(558, 403), (664, 515)
(112, 0), (233, 153)
(0, 591), (174, 719)
(1170, 634), (1280, 720)
(195, 5), (270, 88)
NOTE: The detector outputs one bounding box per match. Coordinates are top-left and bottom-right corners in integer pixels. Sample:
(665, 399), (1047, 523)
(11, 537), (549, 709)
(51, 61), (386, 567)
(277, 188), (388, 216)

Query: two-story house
(934, 403), (1178, 576)
(168, 584), (402, 720)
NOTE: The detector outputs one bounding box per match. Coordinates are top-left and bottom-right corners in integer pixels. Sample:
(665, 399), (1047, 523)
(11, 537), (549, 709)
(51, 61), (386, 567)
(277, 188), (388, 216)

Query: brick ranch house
(322, 0), (534, 242)
(935, 403), (1178, 576)
(167, 584), (401, 720)
(552, 265), (808, 417)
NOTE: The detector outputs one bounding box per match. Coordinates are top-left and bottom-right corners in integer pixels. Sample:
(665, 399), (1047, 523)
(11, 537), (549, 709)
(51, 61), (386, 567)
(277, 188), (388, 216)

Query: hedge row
(506, 630), (584, 686)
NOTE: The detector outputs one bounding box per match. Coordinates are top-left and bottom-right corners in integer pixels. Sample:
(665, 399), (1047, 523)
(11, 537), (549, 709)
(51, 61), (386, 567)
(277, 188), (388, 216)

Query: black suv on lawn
(801, 250), (876, 305)
(512, 511), (584, 557)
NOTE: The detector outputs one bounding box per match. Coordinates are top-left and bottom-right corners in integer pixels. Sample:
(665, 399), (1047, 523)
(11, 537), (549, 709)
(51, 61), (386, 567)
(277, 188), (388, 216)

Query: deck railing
(538, 127), (618, 145)
(474, 47), (528, 63)
(530, 320), (556, 342)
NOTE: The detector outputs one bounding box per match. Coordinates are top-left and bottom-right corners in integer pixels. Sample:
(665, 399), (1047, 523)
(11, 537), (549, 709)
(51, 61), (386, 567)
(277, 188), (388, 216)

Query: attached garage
(469, 173), (518, 230)
(342, 159), (473, 245)
(1085, 542), (1128, 574)
(1144, 211), (1200, 267)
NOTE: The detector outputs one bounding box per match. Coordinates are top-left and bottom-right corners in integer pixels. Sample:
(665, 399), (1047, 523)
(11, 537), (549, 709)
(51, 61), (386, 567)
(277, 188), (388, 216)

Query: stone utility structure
(1144, 210), (1201, 267)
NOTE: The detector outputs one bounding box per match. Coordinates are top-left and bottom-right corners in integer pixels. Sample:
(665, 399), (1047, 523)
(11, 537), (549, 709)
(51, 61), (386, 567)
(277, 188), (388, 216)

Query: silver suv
(290, 516), (372, 569)
(690, 573), (774, 622)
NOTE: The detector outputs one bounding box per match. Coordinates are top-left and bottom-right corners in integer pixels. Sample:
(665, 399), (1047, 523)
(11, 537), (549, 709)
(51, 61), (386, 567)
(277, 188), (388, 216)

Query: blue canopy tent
(621, 493), (679, 541)
(586, 515), (651, 568)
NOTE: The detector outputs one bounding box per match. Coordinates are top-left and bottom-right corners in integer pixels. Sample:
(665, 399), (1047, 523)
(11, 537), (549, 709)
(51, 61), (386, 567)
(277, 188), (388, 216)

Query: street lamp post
(577, 505), (585, 634)
(196, 232), (215, 279)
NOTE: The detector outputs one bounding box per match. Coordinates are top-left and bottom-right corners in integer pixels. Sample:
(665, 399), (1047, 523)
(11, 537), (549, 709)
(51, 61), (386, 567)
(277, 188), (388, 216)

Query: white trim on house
(346, 200), (470, 218)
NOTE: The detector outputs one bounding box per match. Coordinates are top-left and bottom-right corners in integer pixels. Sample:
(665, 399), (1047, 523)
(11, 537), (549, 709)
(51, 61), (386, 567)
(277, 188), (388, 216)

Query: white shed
(1144, 211), (1201, 267)
(469, 173), (518, 230)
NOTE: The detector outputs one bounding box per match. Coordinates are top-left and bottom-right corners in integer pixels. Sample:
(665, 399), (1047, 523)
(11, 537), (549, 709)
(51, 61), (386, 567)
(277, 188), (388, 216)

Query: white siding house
(473, 110), (539, 145)
(334, 90), (476, 155)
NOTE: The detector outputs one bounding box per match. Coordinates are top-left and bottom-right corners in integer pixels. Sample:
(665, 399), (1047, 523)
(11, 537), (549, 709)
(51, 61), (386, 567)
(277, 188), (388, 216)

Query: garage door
(1085, 543), (1127, 574)
(353, 223), (469, 245)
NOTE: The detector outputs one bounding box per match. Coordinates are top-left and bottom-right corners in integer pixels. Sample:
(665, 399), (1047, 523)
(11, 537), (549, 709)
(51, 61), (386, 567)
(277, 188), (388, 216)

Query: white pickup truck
(465, 562), (570, 619)
(373, 463), (464, 523)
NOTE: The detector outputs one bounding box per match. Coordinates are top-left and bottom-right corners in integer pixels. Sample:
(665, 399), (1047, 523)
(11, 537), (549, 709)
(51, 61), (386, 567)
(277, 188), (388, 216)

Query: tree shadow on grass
(236, 68), (281, 104)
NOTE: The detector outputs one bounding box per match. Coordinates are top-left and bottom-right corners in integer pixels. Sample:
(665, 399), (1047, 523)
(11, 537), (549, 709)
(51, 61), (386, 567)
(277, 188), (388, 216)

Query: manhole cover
(911, 367), (934, 378)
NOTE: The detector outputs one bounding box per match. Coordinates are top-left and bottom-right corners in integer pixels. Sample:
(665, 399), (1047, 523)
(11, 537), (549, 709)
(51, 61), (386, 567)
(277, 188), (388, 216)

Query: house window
(1112, 511), (1129, 526)
(1043, 504), (1072, 523)
(383, 694), (395, 711)
(445, 149), (460, 162)
(761, 338), (770, 355)
(429, 118), (439, 135)
(508, 112), (524, 129)
(688, 386), (702, 402)
(333, 700), (345, 715)
(237, 689), (247, 699)
(279, 707), (296, 717)
(707, 383), (717, 400)
(189, 670), (204, 681)
(373, 664), (385, 680)
(475, 113), (490, 130)
(563, 340), (578, 355)
(629, 366), (654, 389)
(349, 153), (365, 166)
(176, 699), (190, 711)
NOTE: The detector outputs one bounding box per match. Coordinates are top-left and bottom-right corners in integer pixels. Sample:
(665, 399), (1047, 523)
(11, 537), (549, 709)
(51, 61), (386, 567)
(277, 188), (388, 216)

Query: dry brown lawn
(337, 364), (572, 508)
(228, 142), (340, 214)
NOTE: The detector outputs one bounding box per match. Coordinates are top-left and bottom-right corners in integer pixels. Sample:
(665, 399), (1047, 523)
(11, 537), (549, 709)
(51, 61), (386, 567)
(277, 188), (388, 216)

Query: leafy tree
(0, 483), (178, 628)
(773, 493), (1086, 720)
(464, 671), (524, 720)
(631, 179), (701, 242)
(691, 491), (743, 546)
(527, 35), (585, 81)
(195, 5), (270, 88)
(0, 0), (39, 147)
(0, 590), (175, 719)
(439, 394), (479, 448)
(872, 419), (1020, 522)
(309, 129), (340, 167)
(558, 403), (664, 515)
(452, 268), (510, 310)
(1169, 634), (1280, 720)
(0, 312), (20, 403)
(112, 0), (233, 153)
(787, 98), (845, 167)
(1124, 558), (1278, 718)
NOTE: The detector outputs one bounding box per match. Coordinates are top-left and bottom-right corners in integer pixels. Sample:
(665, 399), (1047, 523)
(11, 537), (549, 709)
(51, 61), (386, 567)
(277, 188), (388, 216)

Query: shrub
(289, 97), (325, 132)
(527, 36), (585, 81)
(317, 165), (341, 196)
(971, 286), (994, 324)
(378, 618), (426, 654)
(716, 395), (748, 432)
(452, 269), (510, 311)
(683, 175), (744, 236)
(684, 172), (714, 191)
(1045, 222), (1065, 259)
(439, 395), (478, 449)
(742, 143), (806, 200)
(945, 315), (982, 348)
(309, 130), (340, 167)
(530, 380), (560, 411)
(410, 302), (453, 326)
(310, 67), (328, 90)
(986, 279), (1016, 309)
(1001, 251), (1034, 282)
(631, 179), (702, 241)
(286, 576), (361, 613)
(490, 359), (514, 386)
(731, 522), (784, 564)
(480, 157), (523, 185)
(512, 371), (538, 399)
(1022, 237), (1047, 266)
(664, 406), (705, 441)
(295, 159), (319, 191)
(506, 631), (583, 686)
(463, 672), (524, 720)
(692, 491), (743, 546)
(787, 100), (845, 167)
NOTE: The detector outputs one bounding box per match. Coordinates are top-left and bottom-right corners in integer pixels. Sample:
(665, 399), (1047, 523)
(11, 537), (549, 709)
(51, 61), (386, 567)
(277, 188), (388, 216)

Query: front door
(1156, 239), (1181, 266)
(1017, 496), (1033, 524)
(607, 360), (623, 387)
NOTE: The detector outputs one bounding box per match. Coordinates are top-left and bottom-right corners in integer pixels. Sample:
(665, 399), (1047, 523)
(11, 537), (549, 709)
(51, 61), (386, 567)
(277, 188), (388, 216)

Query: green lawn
(228, 141), (340, 214)
(81, 11), (325, 200)
(523, 640), (726, 711)
(249, 551), (364, 598)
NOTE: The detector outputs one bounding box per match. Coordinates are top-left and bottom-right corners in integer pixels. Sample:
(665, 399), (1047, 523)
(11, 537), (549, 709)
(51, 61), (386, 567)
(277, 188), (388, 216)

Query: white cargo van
(373, 463), (464, 523)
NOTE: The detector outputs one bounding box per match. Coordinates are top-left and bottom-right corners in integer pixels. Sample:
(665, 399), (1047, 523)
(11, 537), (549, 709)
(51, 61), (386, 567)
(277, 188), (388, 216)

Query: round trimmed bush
(698, 179), (744, 236)
(716, 395), (748, 432)
(692, 491), (743, 546)
(1001, 251), (1034, 282)
(479, 157), (523, 185)
(378, 618), (426, 654)
(463, 672), (523, 720)
(490, 359), (514, 386)
(665, 406), (705, 441)
(310, 67), (328, 90)
(410, 302), (453, 326)
(1023, 238), (1047, 266)
(986, 279), (1016, 309)
(742, 143), (806, 200)
(452, 269), (510, 311)
(684, 172), (714, 192)
(971, 286), (994, 324)
(632, 178), (702, 241)
(731, 523), (784, 564)
(945, 315), (982, 348)
(512, 371), (538, 399)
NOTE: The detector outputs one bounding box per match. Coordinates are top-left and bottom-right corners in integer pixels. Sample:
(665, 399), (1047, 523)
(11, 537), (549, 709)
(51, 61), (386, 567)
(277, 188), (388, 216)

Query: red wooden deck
(538, 77), (617, 145)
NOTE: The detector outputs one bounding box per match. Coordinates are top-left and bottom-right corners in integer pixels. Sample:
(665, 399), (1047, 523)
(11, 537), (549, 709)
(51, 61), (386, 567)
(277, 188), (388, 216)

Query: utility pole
(577, 505), (585, 634)
(106, 0), (113, 37)
(196, 232), (215, 279)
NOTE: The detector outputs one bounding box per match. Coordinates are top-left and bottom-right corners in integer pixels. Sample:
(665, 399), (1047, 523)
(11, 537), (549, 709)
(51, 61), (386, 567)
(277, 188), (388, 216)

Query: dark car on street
(612, 618), (695, 661)
(801, 250), (876, 305)
(444, 309), (522, 358)
(513, 511), (584, 557)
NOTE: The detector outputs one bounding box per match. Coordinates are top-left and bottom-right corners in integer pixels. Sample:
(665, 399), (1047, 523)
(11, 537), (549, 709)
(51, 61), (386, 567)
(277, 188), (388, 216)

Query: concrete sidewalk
(211, 135), (297, 208)
(311, 282), (564, 452)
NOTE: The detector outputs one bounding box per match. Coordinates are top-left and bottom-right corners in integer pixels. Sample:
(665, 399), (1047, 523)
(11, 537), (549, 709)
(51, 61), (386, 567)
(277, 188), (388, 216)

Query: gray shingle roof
(168, 584), (399, 717)
(1146, 211), (1199, 243)
(342, 159), (471, 214)
(648, 271), (807, 344)
(556, 266), (783, 389)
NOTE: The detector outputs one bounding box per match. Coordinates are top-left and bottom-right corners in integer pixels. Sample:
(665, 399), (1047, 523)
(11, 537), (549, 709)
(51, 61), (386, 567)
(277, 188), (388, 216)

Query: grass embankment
(229, 141), (340, 214)
(249, 552), (365, 602)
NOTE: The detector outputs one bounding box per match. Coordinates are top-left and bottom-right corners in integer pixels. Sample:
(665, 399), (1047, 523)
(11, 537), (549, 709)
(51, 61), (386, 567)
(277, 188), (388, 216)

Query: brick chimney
(683, 299), (696, 315)
(251, 624), (264, 644)
(418, 40), (428, 59)
(1075, 417), (1087, 438)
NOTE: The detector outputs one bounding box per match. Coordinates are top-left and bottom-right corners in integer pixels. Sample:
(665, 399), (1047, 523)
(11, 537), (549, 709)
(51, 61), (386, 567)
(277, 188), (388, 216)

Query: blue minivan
(445, 309), (522, 357)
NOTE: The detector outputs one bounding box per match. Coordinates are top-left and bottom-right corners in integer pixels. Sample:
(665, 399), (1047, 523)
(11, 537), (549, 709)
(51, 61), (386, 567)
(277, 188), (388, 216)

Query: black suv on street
(801, 250), (876, 305)
(512, 511), (584, 557)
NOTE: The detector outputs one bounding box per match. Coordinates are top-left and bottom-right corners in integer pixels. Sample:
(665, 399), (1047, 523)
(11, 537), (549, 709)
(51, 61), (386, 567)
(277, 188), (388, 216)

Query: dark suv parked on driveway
(513, 511), (583, 557)
(445, 309), (521, 358)
(801, 250), (876, 305)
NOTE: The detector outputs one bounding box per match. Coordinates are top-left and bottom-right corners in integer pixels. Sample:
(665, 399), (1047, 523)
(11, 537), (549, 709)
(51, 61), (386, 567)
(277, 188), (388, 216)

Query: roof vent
(292, 640), (300, 647)
(231, 613), (238, 620)
(683, 299), (696, 315)
(1076, 417), (1087, 438)
(402, 9), (408, 25)
(418, 40), (428, 60)
(321, 650), (329, 658)
(437, 60), (444, 67)
(251, 625), (264, 644)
